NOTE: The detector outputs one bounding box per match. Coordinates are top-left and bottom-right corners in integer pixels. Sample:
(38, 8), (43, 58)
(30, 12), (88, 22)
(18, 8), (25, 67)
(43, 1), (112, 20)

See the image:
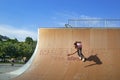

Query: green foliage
(25, 37), (33, 44)
(0, 35), (37, 63)
(0, 35), (9, 41)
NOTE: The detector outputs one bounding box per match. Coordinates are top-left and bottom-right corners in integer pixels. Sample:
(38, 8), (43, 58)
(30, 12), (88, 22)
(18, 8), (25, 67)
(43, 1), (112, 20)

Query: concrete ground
(0, 63), (24, 80)
(0, 63), (24, 74)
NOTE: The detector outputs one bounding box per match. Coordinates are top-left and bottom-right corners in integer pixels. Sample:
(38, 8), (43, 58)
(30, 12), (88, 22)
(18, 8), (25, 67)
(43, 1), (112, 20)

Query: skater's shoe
(79, 57), (82, 60)
(82, 58), (86, 62)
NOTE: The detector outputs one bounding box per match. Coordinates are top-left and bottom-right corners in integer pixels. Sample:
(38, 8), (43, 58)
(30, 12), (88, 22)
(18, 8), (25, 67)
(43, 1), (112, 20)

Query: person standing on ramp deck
(68, 41), (86, 62)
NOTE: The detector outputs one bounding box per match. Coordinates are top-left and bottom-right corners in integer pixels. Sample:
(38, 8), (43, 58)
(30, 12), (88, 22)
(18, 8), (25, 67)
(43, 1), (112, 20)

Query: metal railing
(65, 19), (120, 28)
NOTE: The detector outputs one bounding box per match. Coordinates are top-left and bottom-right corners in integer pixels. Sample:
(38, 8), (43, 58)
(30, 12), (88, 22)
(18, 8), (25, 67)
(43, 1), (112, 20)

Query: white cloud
(0, 25), (37, 41)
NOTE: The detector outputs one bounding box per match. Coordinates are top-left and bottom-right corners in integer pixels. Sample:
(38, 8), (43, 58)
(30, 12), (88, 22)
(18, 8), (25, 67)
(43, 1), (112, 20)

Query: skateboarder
(68, 41), (86, 62)
(11, 58), (15, 66)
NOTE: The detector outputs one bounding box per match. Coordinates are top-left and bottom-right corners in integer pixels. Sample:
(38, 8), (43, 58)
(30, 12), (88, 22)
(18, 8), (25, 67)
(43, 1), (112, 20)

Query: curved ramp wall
(2, 28), (119, 80)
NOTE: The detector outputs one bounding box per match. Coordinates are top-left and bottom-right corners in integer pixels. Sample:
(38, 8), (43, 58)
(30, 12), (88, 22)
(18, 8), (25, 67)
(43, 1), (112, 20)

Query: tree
(0, 35), (37, 63)
(0, 38), (2, 41)
(23, 38), (36, 60)
(25, 37), (33, 44)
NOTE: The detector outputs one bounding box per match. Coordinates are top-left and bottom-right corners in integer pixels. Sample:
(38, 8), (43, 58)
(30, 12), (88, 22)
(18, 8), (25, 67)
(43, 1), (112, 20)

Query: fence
(65, 19), (120, 28)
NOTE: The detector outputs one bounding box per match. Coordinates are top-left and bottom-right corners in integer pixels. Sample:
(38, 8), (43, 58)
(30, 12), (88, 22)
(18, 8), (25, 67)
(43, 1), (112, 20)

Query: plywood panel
(107, 29), (120, 49)
(90, 29), (108, 49)
(13, 28), (120, 80)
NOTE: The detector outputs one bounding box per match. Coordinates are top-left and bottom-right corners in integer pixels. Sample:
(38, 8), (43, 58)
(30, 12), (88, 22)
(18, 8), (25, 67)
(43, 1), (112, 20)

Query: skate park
(0, 19), (120, 80)
(1, 0), (120, 79)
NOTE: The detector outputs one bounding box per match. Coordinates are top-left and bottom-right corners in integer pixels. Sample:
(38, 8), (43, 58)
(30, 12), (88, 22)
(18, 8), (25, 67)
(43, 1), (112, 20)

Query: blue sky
(0, 0), (120, 41)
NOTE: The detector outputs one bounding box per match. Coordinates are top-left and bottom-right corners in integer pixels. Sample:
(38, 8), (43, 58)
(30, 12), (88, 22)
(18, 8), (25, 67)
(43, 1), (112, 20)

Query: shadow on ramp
(85, 54), (102, 68)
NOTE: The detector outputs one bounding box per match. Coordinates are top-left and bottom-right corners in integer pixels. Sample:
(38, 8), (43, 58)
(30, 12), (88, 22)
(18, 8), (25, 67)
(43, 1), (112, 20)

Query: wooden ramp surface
(13, 28), (120, 80)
